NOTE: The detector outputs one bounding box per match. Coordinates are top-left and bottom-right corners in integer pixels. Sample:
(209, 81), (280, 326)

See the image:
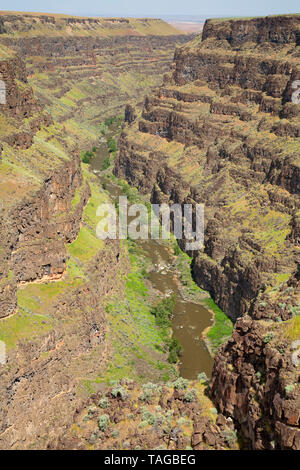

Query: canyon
(0, 11), (299, 450)
(114, 14), (300, 449)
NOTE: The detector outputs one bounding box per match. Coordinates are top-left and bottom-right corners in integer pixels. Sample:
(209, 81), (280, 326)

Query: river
(91, 133), (214, 379)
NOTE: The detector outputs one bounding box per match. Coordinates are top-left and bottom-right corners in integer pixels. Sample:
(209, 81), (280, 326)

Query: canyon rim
(0, 7), (299, 453)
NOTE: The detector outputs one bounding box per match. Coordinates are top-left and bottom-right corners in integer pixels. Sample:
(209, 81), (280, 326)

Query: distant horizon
(0, 0), (299, 20)
(0, 10), (299, 20)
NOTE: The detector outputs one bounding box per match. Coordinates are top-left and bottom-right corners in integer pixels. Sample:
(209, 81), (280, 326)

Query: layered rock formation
(52, 378), (239, 451)
(0, 42), (130, 448)
(0, 13), (195, 448)
(114, 15), (300, 449)
(0, 12), (192, 149)
(0, 11), (299, 450)
(0, 45), (82, 318)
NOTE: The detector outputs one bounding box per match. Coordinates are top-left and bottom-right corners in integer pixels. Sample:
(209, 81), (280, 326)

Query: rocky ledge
(114, 15), (300, 449)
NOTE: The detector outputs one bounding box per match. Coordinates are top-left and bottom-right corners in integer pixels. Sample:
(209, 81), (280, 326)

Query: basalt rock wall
(0, 48), (128, 449)
(114, 15), (300, 449)
(115, 15), (300, 320)
(0, 51), (87, 319)
(0, 12), (192, 150)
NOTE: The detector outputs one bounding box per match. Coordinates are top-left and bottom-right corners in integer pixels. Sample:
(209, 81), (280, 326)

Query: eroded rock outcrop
(0, 49), (85, 318)
(0, 46), (128, 448)
(114, 15), (300, 449)
(0, 12), (192, 150)
(51, 379), (239, 450)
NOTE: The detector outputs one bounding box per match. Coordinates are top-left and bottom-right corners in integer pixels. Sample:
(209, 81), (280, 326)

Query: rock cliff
(0, 12), (192, 149)
(0, 11), (299, 450)
(0, 13), (193, 449)
(114, 15), (300, 449)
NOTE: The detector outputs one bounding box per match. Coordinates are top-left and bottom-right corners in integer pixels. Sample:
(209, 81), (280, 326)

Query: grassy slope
(0, 166), (105, 349)
(0, 12), (182, 37)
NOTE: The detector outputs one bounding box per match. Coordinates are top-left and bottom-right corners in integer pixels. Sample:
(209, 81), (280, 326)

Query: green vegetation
(281, 316), (300, 341)
(93, 239), (177, 387)
(166, 337), (182, 364)
(107, 137), (117, 154)
(0, 308), (54, 350)
(151, 296), (182, 364)
(104, 116), (122, 127)
(170, 241), (233, 354)
(101, 157), (111, 171)
(197, 372), (209, 384)
(98, 414), (110, 432)
(67, 173), (106, 262)
(151, 296), (175, 329)
(81, 148), (96, 164)
(263, 332), (274, 344)
(173, 377), (189, 390)
(285, 384), (295, 395)
(0, 168), (107, 353)
(205, 298), (234, 353)
(98, 397), (110, 409)
(173, 241), (183, 256)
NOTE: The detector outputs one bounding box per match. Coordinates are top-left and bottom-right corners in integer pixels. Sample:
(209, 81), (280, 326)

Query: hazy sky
(0, 0), (299, 18)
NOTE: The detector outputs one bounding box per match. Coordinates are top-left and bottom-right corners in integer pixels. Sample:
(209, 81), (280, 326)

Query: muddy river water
(91, 140), (214, 379)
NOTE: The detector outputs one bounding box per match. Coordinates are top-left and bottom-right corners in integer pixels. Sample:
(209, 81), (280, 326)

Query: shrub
(88, 405), (97, 416)
(89, 432), (99, 444)
(222, 429), (238, 445)
(285, 384), (295, 394)
(101, 157), (111, 171)
(99, 122), (108, 135)
(98, 414), (110, 432)
(107, 137), (117, 154)
(173, 242), (182, 256)
(197, 372), (209, 384)
(98, 397), (110, 409)
(151, 295), (175, 329)
(81, 151), (92, 164)
(105, 116), (119, 127)
(184, 389), (197, 403)
(264, 332), (274, 343)
(167, 337), (182, 364)
(111, 386), (128, 401)
(173, 377), (189, 390)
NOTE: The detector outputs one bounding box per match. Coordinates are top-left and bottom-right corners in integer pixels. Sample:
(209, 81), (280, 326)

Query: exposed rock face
(0, 47), (128, 448)
(114, 15), (300, 449)
(115, 15), (299, 320)
(50, 379), (239, 451)
(0, 50), (84, 319)
(202, 15), (300, 45)
(0, 238), (126, 449)
(0, 12), (192, 149)
(125, 104), (137, 124)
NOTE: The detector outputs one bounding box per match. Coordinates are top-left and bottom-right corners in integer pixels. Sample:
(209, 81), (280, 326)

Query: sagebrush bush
(197, 372), (209, 384)
(111, 386), (128, 401)
(184, 389), (196, 403)
(98, 414), (110, 432)
(173, 377), (189, 390)
(98, 397), (110, 409)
